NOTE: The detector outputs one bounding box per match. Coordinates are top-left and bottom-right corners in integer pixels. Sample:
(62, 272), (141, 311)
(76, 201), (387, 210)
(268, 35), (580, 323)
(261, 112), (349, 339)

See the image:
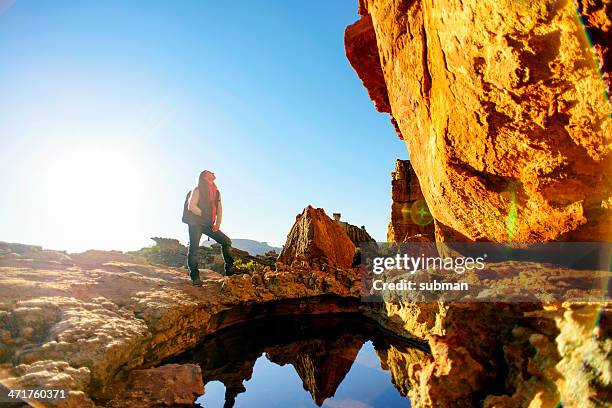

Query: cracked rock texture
(387, 159), (435, 242)
(278, 206), (356, 269)
(0, 243), (609, 407)
(346, 0), (612, 242)
(345, 2), (611, 404)
(0, 243), (362, 407)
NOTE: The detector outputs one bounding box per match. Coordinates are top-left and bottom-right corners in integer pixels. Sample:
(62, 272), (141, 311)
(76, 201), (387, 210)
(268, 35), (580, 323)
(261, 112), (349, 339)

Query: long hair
(195, 170), (211, 193)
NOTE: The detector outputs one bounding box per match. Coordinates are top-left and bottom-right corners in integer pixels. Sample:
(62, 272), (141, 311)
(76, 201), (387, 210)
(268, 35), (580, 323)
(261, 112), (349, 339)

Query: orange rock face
(346, 0), (612, 242)
(387, 159), (435, 242)
(278, 206), (356, 269)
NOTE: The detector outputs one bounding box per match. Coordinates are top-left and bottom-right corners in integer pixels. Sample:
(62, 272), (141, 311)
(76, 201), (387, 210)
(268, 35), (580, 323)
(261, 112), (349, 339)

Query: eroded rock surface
(576, 0), (611, 94)
(367, 301), (611, 408)
(479, 302), (611, 408)
(346, 0), (612, 242)
(0, 242), (609, 407)
(346, 3), (611, 403)
(332, 213), (377, 248)
(0, 243), (362, 406)
(0, 360), (95, 408)
(387, 159), (435, 242)
(376, 343), (426, 396)
(278, 206), (356, 269)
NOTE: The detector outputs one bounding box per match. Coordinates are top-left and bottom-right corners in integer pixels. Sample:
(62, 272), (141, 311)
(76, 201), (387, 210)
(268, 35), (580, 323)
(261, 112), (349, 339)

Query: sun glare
(37, 146), (146, 252)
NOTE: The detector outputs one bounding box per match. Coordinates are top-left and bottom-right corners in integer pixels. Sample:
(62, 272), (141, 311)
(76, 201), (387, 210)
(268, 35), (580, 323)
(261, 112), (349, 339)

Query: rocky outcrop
(365, 300), (611, 408)
(130, 237), (220, 270)
(345, 13), (392, 120)
(332, 213), (377, 247)
(344, 224), (376, 246)
(479, 302), (611, 408)
(0, 360), (96, 407)
(0, 243), (362, 406)
(346, 0), (612, 242)
(346, 3), (611, 403)
(405, 303), (522, 408)
(0, 242), (43, 255)
(376, 343), (426, 396)
(278, 206), (356, 269)
(555, 303), (611, 407)
(1, 242), (609, 407)
(387, 160), (435, 242)
(344, 10), (404, 140)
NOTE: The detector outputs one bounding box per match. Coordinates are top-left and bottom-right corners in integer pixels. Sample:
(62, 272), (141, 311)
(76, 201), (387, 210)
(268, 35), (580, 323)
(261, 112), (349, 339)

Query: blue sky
(0, 0), (408, 252)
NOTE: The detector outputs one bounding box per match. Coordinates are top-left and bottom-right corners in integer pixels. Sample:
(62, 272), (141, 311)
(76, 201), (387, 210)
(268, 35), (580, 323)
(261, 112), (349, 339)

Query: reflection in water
(171, 314), (428, 408)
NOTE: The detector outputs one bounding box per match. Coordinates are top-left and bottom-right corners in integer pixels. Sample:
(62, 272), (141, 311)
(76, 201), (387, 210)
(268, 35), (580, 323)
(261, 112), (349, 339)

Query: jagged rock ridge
(278, 206), (356, 269)
(331, 212), (377, 247)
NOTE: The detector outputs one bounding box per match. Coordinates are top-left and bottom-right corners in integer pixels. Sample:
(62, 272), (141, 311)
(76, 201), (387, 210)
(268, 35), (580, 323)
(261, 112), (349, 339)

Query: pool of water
(171, 314), (428, 408)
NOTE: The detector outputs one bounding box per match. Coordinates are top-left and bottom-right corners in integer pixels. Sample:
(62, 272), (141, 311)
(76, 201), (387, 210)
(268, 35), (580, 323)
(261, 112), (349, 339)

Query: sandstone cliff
(346, 0), (612, 242)
(387, 159), (435, 242)
(345, 1), (611, 406)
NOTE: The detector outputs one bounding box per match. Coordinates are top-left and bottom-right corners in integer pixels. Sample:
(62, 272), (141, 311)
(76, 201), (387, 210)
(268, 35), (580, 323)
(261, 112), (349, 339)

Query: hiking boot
(191, 278), (203, 287)
(224, 266), (243, 276)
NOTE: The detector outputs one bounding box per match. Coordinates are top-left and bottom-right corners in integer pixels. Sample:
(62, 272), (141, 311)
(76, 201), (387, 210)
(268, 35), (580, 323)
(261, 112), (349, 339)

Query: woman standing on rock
(182, 170), (236, 286)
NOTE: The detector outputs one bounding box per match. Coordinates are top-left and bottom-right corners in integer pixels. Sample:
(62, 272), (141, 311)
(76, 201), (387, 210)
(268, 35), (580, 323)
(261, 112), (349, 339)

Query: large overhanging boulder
(345, 0), (611, 242)
(278, 206), (356, 269)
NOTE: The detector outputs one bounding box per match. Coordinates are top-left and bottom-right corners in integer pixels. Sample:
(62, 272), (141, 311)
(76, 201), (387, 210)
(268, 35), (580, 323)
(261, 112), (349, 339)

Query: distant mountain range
(202, 238), (282, 256)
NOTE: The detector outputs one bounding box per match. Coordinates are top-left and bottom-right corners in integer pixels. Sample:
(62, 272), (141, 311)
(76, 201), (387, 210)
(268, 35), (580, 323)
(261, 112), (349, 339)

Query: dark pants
(187, 223), (235, 279)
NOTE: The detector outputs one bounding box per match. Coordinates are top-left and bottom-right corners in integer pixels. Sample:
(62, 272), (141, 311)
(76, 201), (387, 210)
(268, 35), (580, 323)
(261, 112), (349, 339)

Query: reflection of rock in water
(266, 334), (364, 405)
(376, 344), (426, 396)
(169, 315), (428, 407)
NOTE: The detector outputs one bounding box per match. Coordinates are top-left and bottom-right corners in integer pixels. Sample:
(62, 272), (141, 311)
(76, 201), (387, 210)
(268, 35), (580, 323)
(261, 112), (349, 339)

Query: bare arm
(188, 188), (202, 216)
